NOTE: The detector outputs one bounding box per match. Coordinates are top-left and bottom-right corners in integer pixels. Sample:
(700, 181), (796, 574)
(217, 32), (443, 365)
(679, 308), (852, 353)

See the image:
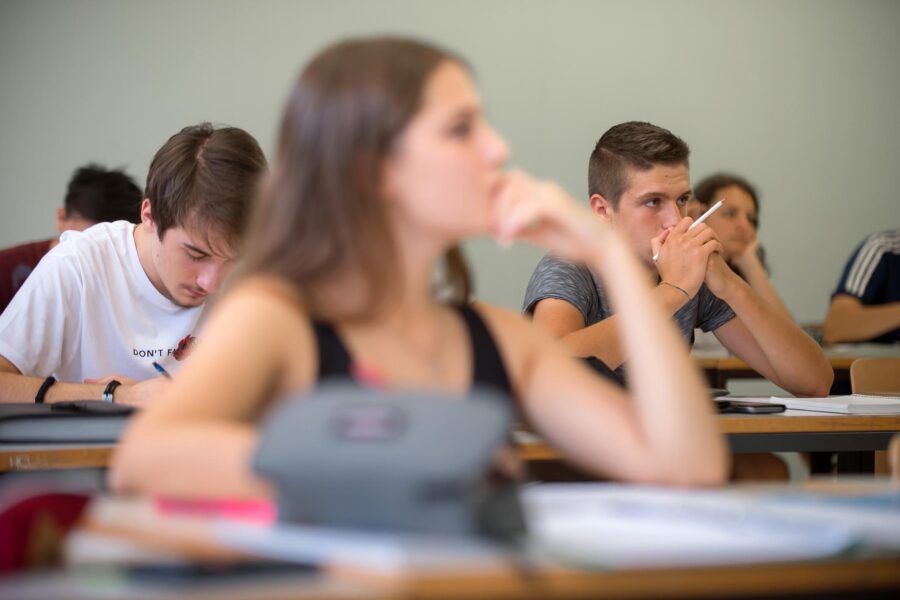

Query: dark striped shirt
(522, 254), (736, 380)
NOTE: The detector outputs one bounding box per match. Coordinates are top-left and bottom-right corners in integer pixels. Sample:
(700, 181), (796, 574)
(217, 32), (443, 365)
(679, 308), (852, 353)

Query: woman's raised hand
(491, 170), (615, 265)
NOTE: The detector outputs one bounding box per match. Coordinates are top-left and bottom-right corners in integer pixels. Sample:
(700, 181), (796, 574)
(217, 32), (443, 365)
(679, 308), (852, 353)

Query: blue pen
(152, 361), (172, 379)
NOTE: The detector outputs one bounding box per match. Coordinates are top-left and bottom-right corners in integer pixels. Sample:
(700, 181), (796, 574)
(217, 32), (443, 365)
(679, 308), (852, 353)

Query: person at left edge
(0, 164), (142, 314)
(0, 123), (267, 405)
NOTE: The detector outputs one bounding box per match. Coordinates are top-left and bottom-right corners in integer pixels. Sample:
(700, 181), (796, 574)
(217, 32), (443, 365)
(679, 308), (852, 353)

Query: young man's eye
(186, 252), (205, 262)
(449, 121), (473, 138)
(644, 198), (660, 207)
(677, 196), (689, 206)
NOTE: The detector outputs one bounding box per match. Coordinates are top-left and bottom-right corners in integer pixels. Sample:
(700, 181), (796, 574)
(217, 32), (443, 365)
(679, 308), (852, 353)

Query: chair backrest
(849, 358), (900, 395)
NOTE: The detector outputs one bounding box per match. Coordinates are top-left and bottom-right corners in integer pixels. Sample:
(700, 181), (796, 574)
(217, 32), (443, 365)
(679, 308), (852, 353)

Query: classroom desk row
(695, 342), (900, 388)
(520, 410), (900, 474)
(3, 410), (899, 474)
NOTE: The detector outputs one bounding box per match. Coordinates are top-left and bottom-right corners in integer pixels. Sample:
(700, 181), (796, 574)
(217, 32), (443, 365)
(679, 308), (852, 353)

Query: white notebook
(776, 394), (900, 415)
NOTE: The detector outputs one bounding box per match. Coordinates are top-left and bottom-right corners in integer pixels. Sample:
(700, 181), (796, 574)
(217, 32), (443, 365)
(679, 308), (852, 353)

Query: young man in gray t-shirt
(523, 121), (832, 396)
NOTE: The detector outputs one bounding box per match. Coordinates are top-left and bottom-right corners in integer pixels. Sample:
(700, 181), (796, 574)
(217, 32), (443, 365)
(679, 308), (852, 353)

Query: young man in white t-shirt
(0, 123), (267, 405)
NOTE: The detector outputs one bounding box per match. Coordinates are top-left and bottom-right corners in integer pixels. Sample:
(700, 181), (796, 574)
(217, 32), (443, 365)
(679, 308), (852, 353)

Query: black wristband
(101, 380), (122, 403)
(35, 376), (56, 404)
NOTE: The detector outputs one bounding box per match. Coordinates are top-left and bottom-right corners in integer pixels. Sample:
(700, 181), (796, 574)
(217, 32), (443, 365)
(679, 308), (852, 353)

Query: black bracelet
(35, 376), (56, 404)
(661, 281), (690, 299)
(101, 380), (122, 403)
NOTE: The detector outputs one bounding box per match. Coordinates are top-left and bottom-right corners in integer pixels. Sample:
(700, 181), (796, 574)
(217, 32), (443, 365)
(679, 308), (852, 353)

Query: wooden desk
(697, 355), (858, 388)
(518, 410), (900, 471)
(695, 344), (900, 388)
(376, 557), (900, 599)
(6, 411), (898, 474)
(0, 443), (114, 472)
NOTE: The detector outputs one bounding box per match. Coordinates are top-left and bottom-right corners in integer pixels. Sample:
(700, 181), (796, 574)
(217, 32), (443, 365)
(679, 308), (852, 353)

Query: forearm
(823, 300), (900, 344)
(724, 281), (832, 395)
(587, 238), (728, 485)
(110, 422), (273, 499)
(559, 284), (690, 369)
(0, 372), (107, 404)
(736, 259), (793, 322)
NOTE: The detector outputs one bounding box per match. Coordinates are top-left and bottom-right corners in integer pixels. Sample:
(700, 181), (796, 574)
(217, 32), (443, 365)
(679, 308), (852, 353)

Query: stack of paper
(523, 483), (856, 569)
(777, 394), (900, 415)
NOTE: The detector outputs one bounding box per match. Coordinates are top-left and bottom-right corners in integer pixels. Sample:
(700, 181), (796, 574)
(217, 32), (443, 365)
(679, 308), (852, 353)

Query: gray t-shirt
(522, 254), (736, 379)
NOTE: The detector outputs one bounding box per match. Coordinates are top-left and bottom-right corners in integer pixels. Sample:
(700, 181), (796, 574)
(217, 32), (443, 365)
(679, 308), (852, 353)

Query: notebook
(776, 394), (900, 415)
(0, 401), (134, 443)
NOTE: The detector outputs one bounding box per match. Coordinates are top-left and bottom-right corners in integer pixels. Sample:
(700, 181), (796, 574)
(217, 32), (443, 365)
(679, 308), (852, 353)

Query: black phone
(719, 400), (785, 414)
(52, 400), (135, 415)
(127, 560), (317, 583)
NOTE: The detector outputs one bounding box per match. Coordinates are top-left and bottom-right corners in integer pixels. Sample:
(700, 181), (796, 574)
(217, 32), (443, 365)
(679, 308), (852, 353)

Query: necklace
(387, 311), (448, 379)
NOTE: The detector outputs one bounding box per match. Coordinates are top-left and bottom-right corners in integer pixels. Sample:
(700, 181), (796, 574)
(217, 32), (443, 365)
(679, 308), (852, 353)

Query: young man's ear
(55, 207), (67, 234)
(589, 194), (615, 223)
(139, 199), (157, 234)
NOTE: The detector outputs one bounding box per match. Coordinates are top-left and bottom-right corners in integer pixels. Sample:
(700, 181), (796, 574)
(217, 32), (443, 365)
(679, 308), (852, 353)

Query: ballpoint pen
(152, 361), (172, 379)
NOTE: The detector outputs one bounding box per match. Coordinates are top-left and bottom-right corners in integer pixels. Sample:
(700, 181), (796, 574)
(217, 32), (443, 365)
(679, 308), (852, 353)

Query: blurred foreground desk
(1, 479), (898, 599)
(7, 557), (898, 599)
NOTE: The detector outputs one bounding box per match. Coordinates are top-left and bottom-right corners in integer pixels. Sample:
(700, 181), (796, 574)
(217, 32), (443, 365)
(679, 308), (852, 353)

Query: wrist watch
(101, 380), (122, 403)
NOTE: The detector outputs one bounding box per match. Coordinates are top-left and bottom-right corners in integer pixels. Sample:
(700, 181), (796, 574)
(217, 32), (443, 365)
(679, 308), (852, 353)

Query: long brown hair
(238, 37), (472, 320)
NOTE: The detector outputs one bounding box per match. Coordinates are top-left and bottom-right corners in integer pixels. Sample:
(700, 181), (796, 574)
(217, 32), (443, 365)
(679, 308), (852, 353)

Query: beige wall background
(1, 0), (898, 323)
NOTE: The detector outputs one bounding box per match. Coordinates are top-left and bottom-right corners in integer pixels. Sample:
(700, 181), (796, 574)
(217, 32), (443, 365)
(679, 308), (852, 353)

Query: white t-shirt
(0, 221), (204, 382)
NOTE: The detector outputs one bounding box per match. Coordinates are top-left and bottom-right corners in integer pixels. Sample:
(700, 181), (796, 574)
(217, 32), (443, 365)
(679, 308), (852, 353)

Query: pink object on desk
(351, 360), (390, 389)
(154, 497), (276, 524)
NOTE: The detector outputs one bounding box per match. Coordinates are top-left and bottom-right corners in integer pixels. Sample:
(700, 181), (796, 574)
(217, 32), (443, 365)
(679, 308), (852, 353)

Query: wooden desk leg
(836, 451), (875, 474)
(704, 368), (726, 389)
(810, 452), (833, 475)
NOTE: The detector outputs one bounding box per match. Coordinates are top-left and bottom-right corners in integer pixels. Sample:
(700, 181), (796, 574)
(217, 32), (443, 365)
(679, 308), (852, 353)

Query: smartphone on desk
(127, 560), (318, 584)
(52, 400), (135, 415)
(717, 399), (786, 414)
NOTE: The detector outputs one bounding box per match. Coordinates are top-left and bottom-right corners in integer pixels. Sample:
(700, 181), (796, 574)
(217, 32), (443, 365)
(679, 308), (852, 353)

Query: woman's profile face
(705, 184), (758, 259)
(381, 61), (509, 242)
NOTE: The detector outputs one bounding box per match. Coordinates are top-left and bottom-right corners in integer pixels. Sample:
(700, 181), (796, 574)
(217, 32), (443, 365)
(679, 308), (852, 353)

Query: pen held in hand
(652, 199), (724, 261)
(152, 361), (172, 379)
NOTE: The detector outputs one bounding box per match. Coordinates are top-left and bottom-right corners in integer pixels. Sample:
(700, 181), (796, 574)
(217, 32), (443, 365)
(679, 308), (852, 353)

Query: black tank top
(311, 304), (512, 396)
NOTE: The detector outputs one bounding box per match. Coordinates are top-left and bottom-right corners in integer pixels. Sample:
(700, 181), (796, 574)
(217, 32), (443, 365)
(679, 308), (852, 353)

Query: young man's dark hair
(587, 121), (690, 208)
(64, 165), (142, 223)
(145, 123), (267, 253)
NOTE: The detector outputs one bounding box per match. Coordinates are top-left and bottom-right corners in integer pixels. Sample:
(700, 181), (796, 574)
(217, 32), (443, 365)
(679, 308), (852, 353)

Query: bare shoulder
(229, 275), (307, 312)
(205, 276), (316, 357)
(192, 275), (319, 396)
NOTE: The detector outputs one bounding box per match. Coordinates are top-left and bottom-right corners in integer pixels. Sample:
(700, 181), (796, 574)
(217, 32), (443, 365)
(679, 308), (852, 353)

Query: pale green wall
(1, 0), (898, 322)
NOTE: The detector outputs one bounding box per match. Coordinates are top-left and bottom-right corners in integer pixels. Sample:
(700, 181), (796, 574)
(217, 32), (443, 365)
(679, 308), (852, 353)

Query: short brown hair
(239, 37), (471, 319)
(145, 123), (267, 253)
(588, 121), (690, 208)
